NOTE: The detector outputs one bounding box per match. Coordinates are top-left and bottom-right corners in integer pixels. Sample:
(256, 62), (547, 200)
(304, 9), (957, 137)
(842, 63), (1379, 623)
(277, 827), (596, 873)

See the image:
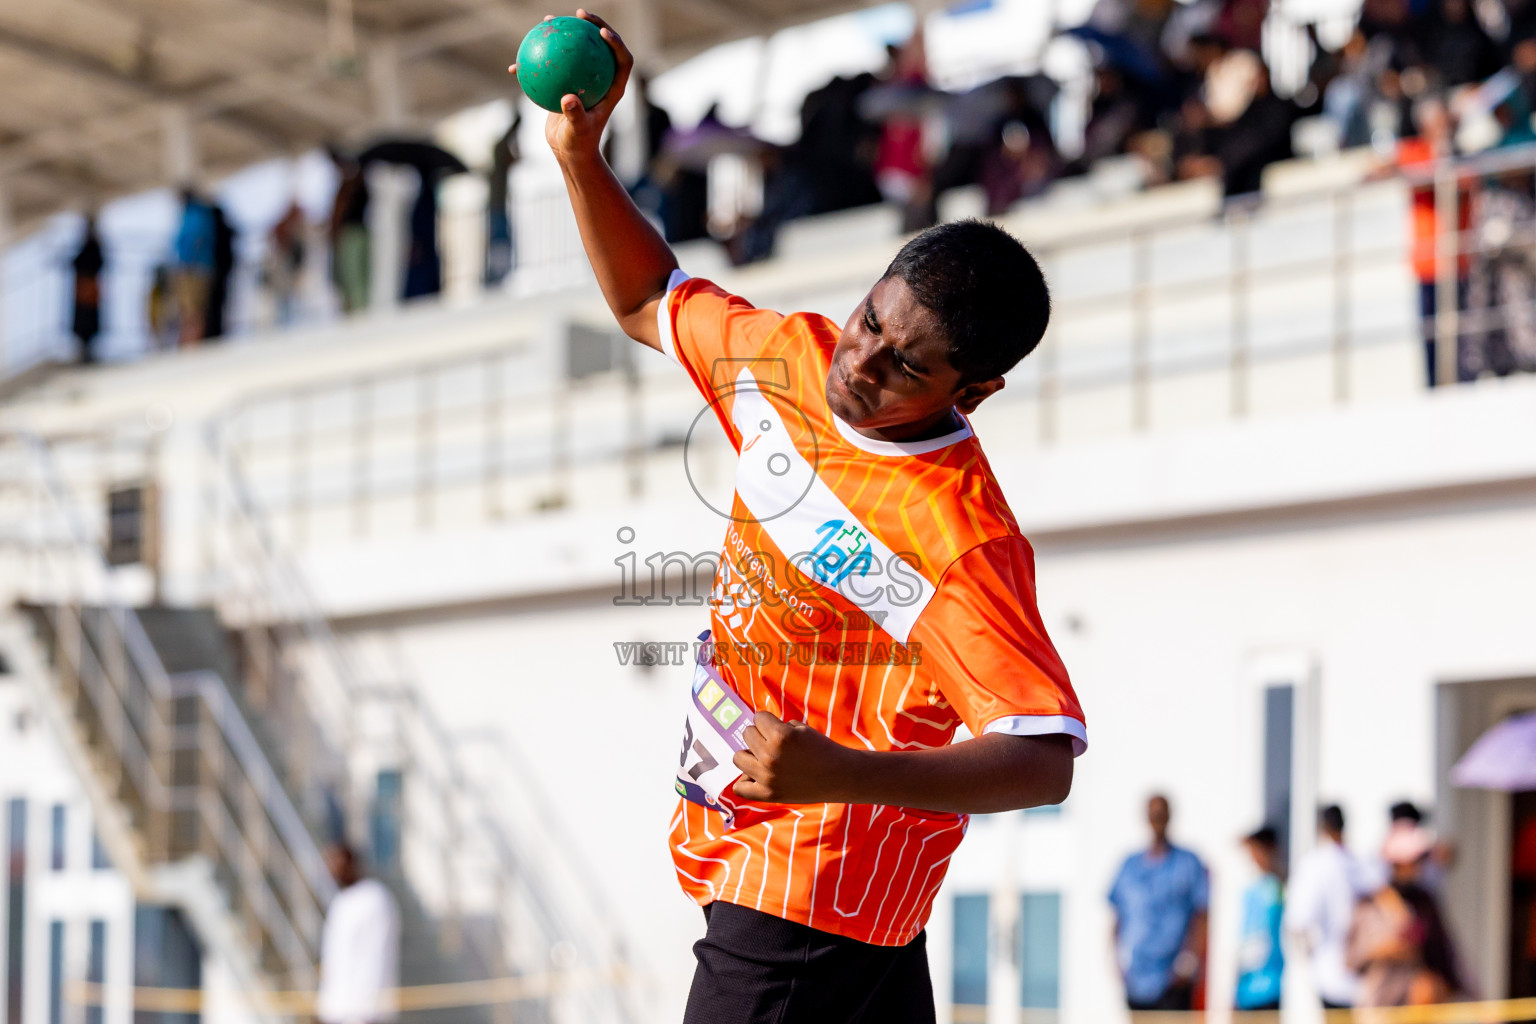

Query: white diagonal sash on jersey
(727, 370), (936, 642)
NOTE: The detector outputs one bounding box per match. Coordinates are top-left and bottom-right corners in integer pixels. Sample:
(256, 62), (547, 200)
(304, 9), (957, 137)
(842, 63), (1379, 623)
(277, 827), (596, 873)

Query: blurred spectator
(733, 73), (881, 263)
(1467, 166), (1536, 375)
(317, 843), (400, 1024)
(485, 114), (521, 288)
(1346, 821), (1466, 1006)
(329, 151), (371, 314)
(1109, 794), (1210, 1015)
(1322, 30), (1397, 148)
(1286, 804), (1377, 1010)
(1180, 49), (1297, 197)
(1235, 825), (1285, 1013)
(172, 187), (216, 346)
(263, 202), (307, 327)
(206, 204), (236, 341)
(147, 264), (176, 351)
(1380, 802), (1457, 893)
(1393, 94), (1472, 385)
(872, 33), (934, 232)
(919, 76), (1061, 225)
(403, 172), (442, 300)
(70, 216), (104, 365)
(1423, 0), (1503, 88)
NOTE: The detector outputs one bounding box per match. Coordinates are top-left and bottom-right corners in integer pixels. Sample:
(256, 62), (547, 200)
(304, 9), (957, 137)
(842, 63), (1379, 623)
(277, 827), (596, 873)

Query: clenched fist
(730, 711), (863, 805)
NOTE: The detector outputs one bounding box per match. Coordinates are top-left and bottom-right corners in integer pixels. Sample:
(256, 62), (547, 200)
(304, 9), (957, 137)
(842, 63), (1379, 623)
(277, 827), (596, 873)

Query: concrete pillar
(988, 812), (1022, 1022)
(160, 104), (199, 186)
(368, 37), (408, 311)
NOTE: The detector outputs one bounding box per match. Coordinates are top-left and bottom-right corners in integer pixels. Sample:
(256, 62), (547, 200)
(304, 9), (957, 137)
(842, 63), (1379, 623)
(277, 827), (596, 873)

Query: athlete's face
(827, 276), (1004, 441)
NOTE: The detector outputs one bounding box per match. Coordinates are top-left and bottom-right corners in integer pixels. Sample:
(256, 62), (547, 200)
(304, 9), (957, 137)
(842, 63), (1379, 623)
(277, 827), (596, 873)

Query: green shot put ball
(516, 17), (617, 113)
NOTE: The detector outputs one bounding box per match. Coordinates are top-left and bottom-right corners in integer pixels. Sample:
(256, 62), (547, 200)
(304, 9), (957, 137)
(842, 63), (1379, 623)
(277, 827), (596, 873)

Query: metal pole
(1230, 206), (1250, 419)
(484, 352), (504, 522)
(353, 377), (371, 538)
(1131, 230), (1151, 431)
(1433, 160), (1459, 387)
(1332, 189), (1353, 404)
(1038, 330), (1058, 446)
(417, 368), (435, 529)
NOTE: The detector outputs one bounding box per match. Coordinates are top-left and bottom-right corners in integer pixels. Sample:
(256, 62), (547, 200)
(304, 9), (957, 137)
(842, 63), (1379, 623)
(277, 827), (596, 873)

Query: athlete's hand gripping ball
(731, 711), (859, 805)
(507, 10), (632, 165)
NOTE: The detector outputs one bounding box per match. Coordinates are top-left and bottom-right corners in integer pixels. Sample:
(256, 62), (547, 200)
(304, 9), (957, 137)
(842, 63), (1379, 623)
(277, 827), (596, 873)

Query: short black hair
(1245, 825), (1279, 849)
(1389, 801), (1424, 823)
(883, 219), (1051, 385)
(1319, 804), (1345, 834)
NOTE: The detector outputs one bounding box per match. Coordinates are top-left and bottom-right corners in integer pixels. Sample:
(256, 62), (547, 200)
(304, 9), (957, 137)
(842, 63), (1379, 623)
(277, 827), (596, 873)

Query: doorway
(1437, 676), (1536, 1001)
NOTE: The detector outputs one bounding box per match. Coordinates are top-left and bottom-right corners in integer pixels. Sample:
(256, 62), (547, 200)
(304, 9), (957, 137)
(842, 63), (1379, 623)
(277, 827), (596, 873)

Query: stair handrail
(203, 422), (641, 1021)
(7, 431), (335, 989)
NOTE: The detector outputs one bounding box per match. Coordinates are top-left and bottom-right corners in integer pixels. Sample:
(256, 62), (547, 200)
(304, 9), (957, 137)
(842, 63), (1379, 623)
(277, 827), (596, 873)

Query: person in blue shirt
(1109, 794), (1210, 1014)
(1236, 825), (1286, 1013)
(172, 188), (217, 346)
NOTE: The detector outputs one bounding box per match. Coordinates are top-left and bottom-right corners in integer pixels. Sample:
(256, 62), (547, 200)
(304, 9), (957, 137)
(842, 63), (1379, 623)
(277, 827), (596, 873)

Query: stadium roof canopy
(0, 0), (884, 229)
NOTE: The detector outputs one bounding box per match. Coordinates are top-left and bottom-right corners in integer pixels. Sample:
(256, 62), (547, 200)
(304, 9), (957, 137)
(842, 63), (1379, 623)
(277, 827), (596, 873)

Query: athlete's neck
(849, 407), (965, 444)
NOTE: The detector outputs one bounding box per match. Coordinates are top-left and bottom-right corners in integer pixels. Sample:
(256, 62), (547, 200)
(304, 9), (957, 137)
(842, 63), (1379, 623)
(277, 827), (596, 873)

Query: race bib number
(675, 631), (753, 824)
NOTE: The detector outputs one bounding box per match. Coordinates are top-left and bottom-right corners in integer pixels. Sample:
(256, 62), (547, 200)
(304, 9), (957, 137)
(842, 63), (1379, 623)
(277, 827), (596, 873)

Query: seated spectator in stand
(71, 216), (104, 364)
(980, 107), (1063, 215)
(1422, 0), (1503, 88)
(1235, 826), (1286, 1014)
(1176, 50), (1296, 197)
(732, 71), (881, 263)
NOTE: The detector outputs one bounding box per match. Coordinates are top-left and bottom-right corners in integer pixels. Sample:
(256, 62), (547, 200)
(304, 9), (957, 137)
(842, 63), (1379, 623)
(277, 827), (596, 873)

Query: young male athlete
(515, 14), (1086, 1022)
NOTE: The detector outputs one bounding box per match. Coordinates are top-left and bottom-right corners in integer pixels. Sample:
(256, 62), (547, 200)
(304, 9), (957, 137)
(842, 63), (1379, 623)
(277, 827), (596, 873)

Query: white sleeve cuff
(982, 714), (1088, 757)
(656, 267), (691, 364)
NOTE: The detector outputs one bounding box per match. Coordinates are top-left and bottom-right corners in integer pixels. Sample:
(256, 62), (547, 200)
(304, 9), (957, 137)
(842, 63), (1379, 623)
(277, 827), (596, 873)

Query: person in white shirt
(1285, 804), (1378, 1009)
(316, 844), (401, 1024)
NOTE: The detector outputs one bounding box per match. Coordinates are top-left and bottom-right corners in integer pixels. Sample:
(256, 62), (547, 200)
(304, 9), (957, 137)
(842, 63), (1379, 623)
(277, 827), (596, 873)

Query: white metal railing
(0, 419), (643, 1020)
(203, 423), (642, 1022)
(0, 432), (335, 995)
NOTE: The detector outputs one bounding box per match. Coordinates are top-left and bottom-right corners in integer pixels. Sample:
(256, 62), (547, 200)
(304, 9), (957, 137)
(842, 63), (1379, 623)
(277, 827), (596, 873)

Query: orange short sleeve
(658, 272), (788, 401)
(909, 536), (1087, 754)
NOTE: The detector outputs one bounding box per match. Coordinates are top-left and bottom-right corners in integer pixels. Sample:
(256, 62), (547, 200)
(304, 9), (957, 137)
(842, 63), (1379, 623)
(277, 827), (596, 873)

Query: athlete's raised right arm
(513, 9), (676, 352)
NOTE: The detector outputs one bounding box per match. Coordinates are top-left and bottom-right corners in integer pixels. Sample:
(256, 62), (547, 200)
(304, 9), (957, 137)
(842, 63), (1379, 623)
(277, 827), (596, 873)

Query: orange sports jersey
(658, 270), (1086, 946)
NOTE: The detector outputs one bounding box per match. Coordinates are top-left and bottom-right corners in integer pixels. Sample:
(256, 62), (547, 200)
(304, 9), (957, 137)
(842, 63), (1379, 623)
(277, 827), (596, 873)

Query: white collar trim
(831, 412), (973, 456)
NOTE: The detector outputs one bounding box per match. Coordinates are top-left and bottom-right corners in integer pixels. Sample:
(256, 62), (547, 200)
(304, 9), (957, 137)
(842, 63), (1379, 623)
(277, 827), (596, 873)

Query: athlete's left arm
(731, 717), (1073, 813)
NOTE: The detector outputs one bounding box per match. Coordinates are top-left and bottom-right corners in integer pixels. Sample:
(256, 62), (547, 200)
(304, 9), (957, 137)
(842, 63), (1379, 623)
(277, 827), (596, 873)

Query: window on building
(1263, 684), (1294, 872)
(370, 770), (403, 873)
(86, 920), (106, 1024)
(1020, 892), (1063, 1011)
(50, 805), (66, 872)
(47, 921), (63, 1024)
(952, 893), (989, 1014)
(90, 829), (110, 871)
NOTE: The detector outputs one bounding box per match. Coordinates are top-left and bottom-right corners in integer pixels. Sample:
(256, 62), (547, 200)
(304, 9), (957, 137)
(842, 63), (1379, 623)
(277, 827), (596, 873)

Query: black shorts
(682, 901), (937, 1024)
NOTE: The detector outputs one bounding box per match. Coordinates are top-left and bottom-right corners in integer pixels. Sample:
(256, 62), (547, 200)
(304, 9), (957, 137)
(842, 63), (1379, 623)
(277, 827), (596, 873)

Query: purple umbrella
(1451, 711), (1536, 791)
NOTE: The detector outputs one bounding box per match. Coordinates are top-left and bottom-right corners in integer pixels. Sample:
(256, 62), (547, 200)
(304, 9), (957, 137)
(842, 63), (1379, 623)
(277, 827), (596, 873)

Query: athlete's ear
(954, 376), (1004, 415)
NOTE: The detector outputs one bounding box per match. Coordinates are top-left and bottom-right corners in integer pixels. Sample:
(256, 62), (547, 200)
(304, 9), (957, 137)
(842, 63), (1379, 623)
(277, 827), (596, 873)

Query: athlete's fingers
(741, 725), (768, 758)
(731, 776), (770, 801)
(752, 710), (787, 738)
(733, 749), (766, 780)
